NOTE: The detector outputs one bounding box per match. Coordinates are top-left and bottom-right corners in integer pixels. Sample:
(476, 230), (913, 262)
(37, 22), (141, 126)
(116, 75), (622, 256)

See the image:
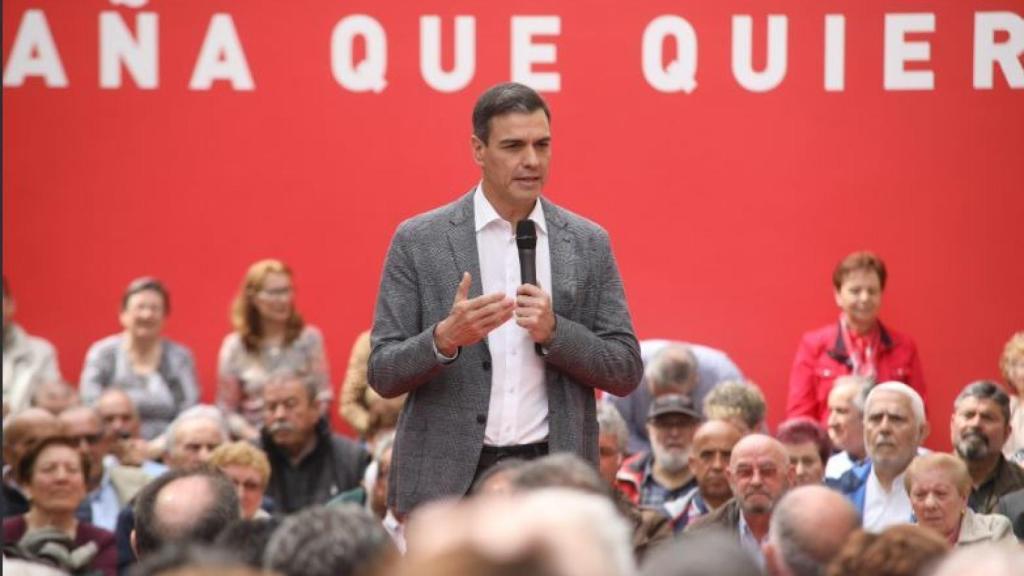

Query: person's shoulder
(85, 334), (124, 357)
(299, 325), (324, 343)
(161, 338), (195, 359)
(543, 198), (609, 238)
(77, 521), (116, 545)
(797, 323), (839, 348)
(393, 191), (474, 237)
(878, 321), (918, 348)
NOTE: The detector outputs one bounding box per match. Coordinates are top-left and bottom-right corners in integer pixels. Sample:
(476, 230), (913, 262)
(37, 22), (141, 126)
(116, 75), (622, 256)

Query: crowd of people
(4, 82), (1024, 576)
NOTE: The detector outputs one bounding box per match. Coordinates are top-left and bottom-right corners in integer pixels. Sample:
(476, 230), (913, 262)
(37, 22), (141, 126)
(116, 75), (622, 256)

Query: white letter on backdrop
(884, 13), (935, 91)
(190, 14), (254, 90)
(2, 9), (68, 88)
(100, 11), (158, 89)
(824, 14), (845, 92)
(511, 16), (561, 92)
(641, 15), (698, 93)
(331, 15), (387, 93)
(732, 15), (788, 92)
(974, 11), (1024, 89)
(420, 16), (475, 93)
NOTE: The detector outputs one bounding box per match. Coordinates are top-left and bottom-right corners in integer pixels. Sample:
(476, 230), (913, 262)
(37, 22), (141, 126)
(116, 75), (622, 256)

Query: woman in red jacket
(786, 251), (926, 423)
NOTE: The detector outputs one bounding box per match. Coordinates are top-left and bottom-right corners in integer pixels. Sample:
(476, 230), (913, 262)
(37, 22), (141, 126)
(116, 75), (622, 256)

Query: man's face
(118, 289), (166, 341)
(783, 441), (824, 486)
(827, 384), (864, 454)
(951, 396), (1010, 462)
(864, 391), (925, 473)
(833, 269), (882, 328)
(646, 414), (698, 475)
(689, 422), (742, 503)
(909, 468), (966, 540)
(264, 379), (320, 452)
(168, 419), (224, 470)
(472, 110), (551, 217)
(597, 433), (623, 486)
(727, 440), (792, 516)
(59, 410), (108, 483)
(5, 411), (62, 472)
(96, 393), (142, 441)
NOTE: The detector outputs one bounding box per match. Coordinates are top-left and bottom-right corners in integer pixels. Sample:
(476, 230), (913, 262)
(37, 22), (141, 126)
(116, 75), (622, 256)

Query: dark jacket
(968, 455), (1024, 515)
(261, 418), (369, 514)
(994, 487), (1024, 540)
(684, 498), (743, 536)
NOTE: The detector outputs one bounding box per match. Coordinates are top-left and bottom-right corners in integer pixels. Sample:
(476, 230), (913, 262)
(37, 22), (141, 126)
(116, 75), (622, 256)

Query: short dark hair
(17, 436), (90, 486)
(263, 504), (393, 576)
(832, 251), (887, 291)
(122, 276), (171, 314)
(954, 380), (1011, 424)
(472, 82), (550, 144)
(134, 467), (240, 559)
(776, 417), (833, 467)
(214, 518), (282, 568)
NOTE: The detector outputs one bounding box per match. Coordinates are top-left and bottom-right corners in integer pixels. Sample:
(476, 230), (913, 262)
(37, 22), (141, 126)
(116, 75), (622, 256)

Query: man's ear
(471, 135), (485, 166)
(130, 529), (138, 558)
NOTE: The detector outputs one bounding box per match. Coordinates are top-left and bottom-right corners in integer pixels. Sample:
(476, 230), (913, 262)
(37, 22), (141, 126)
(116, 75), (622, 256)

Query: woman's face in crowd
(910, 469), (965, 541)
(253, 272), (294, 325)
(1007, 354), (1024, 395)
(834, 269), (882, 328)
(28, 445), (87, 514)
(120, 289), (166, 340)
(220, 464), (266, 519)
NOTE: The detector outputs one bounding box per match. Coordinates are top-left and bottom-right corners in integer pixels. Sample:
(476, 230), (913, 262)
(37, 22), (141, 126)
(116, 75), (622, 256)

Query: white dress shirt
(474, 185), (551, 446)
(863, 469), (913, 532)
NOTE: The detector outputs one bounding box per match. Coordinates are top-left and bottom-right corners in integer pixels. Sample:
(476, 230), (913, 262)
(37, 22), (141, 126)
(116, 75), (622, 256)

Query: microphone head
(516, 220), (537, 249)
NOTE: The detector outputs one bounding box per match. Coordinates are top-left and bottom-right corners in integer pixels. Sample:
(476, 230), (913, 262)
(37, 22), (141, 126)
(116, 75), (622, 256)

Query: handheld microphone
(516, 220), (543, 356)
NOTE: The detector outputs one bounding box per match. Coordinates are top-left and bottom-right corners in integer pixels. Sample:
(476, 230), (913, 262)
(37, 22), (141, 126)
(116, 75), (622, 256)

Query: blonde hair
(231, 259), (305, 353)
(1000, 331), (1024, 386)
(703, 379), (766, 432)
(208, 441), (271, 486)
(904, 453), (971, 498)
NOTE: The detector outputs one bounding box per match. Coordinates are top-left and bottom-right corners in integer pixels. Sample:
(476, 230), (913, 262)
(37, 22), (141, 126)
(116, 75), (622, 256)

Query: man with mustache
(616, 394), (701, 509)
(261, 373), (369, 513)
(686, 434), (795, 569)
(950, 380), (1024, 514)
(833, 381), (929, 532)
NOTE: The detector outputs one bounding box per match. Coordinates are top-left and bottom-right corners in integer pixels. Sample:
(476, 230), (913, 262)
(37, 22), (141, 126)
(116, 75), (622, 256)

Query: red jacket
(785, 321), (926, 423)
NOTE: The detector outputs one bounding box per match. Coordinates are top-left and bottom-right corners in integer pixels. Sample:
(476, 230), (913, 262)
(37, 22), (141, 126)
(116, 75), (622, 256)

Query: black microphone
(516, 220), (538, 287)
(516, 220), (543, 356)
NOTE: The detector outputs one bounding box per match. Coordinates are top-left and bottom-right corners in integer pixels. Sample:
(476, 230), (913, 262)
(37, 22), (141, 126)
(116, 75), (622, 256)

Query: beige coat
(956, 508), (1017, 547)
(2, 324), (61, 413)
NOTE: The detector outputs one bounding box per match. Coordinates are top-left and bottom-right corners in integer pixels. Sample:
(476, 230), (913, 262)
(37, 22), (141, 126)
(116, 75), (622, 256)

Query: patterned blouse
(217, 325), (332, 428)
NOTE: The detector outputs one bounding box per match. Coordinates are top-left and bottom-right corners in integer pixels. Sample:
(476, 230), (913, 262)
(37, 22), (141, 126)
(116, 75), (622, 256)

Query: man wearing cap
(616, 394), (702, 509)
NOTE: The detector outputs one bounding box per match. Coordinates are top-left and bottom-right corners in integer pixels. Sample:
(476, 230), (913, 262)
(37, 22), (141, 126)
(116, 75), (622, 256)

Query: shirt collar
(473, 183), (547, 235)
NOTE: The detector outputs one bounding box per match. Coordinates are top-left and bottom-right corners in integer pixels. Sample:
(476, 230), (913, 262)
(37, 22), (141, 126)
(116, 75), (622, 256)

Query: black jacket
(261, 418), (370, 514)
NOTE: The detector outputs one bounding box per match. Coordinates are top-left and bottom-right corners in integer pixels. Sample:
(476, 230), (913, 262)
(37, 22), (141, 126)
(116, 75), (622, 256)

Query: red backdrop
(4, 1), (1023, 448)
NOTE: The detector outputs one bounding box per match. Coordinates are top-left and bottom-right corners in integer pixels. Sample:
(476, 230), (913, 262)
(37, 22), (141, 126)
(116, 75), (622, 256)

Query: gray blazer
(369, 191), (643, 515)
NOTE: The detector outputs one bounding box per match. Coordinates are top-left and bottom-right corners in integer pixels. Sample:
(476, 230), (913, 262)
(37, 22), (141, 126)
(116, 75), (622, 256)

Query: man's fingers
(466, 292), (511, 310)
(453, 272), (472, 305)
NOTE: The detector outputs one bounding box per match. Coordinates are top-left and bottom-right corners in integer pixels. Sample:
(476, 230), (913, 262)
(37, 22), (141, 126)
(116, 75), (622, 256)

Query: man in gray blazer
(368, 82), (643, 517)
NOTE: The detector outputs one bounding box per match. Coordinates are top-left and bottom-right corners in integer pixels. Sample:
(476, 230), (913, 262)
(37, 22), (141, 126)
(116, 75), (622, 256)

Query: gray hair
(864, 381), (925, 425)
(644, 344), (699, 396)
(596, 403), (628, 454)
(472, 82), (550, 144)
(768, 486), (860, 576)
(265, 371), (320, 405)
(263, 504), (393, 576)
(165, 404), (229, 452)
(831, 375), (871, 413)
(703, 380), (766, 431)
(953, 380), (1011, 424)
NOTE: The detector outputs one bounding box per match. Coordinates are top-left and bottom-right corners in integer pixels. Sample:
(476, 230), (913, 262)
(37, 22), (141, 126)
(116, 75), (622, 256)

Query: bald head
(690, 420), (745, 506)
(727, 434), (794, 518)
(3, 408), (63, 472)
(96, 388), (141, 440)
(59, 406), (107, 485)
(765, 486), (860, 576)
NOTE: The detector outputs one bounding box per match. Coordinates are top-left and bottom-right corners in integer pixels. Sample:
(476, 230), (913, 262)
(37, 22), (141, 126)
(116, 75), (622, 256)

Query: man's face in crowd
(864, 390), (926, 473)
(689, 421), (742, 502)
(472, 110), (551, 216)
(3, 409), (63, 475)
(597, 433), (623, 486)
(168, 419), (224, 470)
(647, 414), (699, 474)
(58, 408), (108, 484)
(951, 396), (1010, 462)
(727, 436), (793, 516)
(783, 441), (824, 486)
(833, 268), (882, 328)
(827, 382), (864, 455)
(96, 392), (142, 441)
(264, 378), (320, 453)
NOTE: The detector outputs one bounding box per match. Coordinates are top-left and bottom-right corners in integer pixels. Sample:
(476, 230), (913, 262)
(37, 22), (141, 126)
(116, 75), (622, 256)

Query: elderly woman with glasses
(906, 453), (1016, 547)
(218, 259), (332, 440)
(2, 437), (117, 575)
(80, 277), (199, 440)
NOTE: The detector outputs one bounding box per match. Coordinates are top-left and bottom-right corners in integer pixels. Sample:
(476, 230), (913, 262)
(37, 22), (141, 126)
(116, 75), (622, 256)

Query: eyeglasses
(257, 286), (293, 299)
(69, 433), (103, 446)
